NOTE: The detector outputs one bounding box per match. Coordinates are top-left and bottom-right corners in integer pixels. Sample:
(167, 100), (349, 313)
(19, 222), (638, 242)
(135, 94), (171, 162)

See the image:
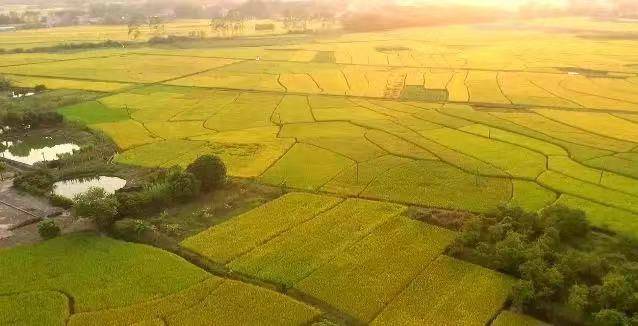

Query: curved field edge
(0, 234), (322, 326)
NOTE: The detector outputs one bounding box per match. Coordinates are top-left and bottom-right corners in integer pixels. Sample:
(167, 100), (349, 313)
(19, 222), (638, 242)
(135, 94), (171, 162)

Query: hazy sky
(396, 0), (566, 7)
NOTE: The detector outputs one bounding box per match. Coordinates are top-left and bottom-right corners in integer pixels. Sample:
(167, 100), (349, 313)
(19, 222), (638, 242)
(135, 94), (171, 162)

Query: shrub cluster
(111, 218), (155, 242)
(451, 205), (638, 325)
(0, 76), (10, 91)
(2, 110), (63, 128)
(74, 155), (226, 230)
(13, 169), (55, 195)
(37, 219), (61, 239)
(0, 40), (126, 54)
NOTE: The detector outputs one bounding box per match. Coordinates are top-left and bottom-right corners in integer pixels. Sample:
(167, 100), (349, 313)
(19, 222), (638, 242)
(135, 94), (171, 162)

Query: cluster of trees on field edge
(451, 205), (638, 325)
(22, 155), (227, 241)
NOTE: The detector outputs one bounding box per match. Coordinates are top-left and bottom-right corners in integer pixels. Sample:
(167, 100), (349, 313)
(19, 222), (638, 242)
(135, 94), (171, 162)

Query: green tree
(567, 284), (590, 313)
(37, 219), (60, 239)
(0, 75), (10, 91)
(186, 155), (226, 192)
(73, 187), (119, 230)
(167, 171), (200, 202)
(0, 162), (6, 181)
(512, 280), (536, 310)
(593, 309), (628, 326)
(542, 205), (589, 241)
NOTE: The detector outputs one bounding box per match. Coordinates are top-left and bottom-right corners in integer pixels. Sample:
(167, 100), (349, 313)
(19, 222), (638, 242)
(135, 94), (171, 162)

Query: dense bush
(13, 169), (55, 195)
(73, 187), (119, 230)
(4, 40), (126, 54)
(37, 219), (61, 239)
(116, 191), (151, 217)
(48, 194), (74, 209)
(166, 170), (200, 202)
(0, 76), (10, 91)
(451, 205), (638, 324)
(186, 155), (226, 192)
(116, 167), (202, 218)
(112, 218), (155, 242)
(34, 84), (47, 93)
(1, 110), (63, 128)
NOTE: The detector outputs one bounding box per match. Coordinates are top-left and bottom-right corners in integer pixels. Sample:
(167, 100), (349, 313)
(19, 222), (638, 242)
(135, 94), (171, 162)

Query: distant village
(0, 0), (343, 32)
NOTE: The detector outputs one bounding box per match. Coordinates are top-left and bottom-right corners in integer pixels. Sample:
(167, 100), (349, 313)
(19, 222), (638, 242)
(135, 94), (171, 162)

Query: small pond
(52, 176), (127, 199)
(1, 141), (79, 165)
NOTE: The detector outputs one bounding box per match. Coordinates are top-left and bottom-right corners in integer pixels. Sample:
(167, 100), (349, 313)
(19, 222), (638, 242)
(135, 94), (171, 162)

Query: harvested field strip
(295, 216), (457, 322)
(370, 256), (514, 326)
(227, 198), (406, 288)
(181, 193), (343, 265)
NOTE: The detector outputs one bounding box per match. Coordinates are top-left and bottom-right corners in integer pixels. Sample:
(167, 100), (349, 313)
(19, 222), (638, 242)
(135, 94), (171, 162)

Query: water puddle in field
(1, 137), (79, 165)
(10, 91), (35, 99)
(52, 176), (127, 199)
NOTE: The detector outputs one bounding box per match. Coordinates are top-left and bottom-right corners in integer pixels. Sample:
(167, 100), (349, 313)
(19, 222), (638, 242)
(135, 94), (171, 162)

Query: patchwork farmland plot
(182, 193), (513, 324)
(53, 73), (638, 228)
(6, 17), (638, 324)
(0, 235), (322, 326)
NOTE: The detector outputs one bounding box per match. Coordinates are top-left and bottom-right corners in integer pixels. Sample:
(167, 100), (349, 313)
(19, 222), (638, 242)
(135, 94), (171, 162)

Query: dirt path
(0, 179), (66, 248)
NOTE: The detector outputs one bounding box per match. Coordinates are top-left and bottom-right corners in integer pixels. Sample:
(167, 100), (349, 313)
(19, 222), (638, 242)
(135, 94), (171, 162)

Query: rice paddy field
(0, 234), (322, 325)
(2, 15), (638, 325)
(182, 193), (515, 325)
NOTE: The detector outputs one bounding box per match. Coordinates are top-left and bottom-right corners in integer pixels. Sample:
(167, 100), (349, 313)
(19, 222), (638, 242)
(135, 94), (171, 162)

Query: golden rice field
(0, 235), (322, 325)
(3, 18), (630, 238)
(2, 16), (638, 325)
(182, 193), (514, 325)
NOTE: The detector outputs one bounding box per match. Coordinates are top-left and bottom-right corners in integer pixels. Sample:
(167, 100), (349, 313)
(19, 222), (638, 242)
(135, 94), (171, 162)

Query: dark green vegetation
(0, 87), (101, 129)
(37, 219), (61, 239)
(186, 155), (227, 193)
(452, 205), (638, 325)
